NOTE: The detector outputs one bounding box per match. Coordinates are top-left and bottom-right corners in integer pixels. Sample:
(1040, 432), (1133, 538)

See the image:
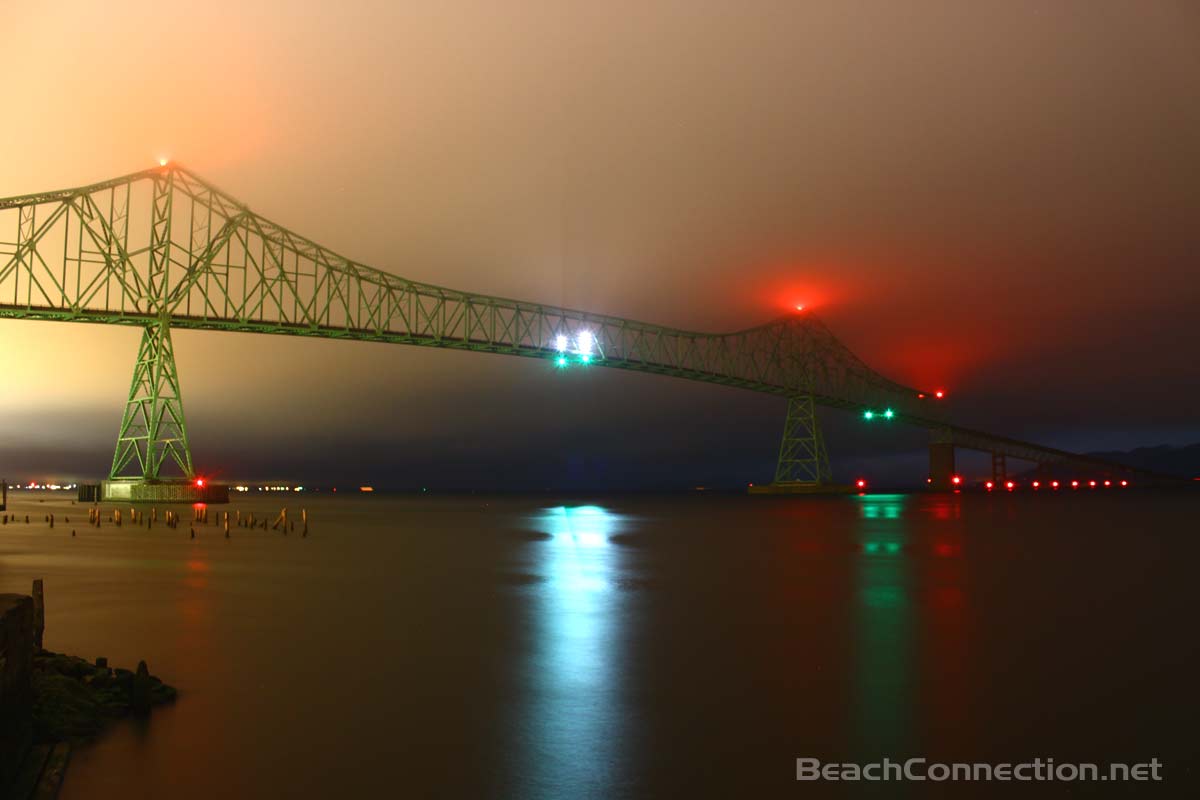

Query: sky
(1, 0), (1198, 488)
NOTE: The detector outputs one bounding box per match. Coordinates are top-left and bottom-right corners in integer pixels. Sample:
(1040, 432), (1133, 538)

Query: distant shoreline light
(11, 483), (79, 491)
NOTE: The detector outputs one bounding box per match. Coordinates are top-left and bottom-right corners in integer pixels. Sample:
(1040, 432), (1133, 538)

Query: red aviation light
(1051, 480), (1060, 489)
(1071, 480), (1080, 489)
(934, 390), (946, 399)
(1089, 480), (1098, 488)
(1103, 480), (1112, 487)
(1005, 481), (1015, 491)
(951, 475), (962, 486)
(855, 479), (867, 490)
(195, 478), (205, 488)
(985, 481), (994, 491)
(1032, 480), (1040, 489)
(1120, 480), (1129, 487)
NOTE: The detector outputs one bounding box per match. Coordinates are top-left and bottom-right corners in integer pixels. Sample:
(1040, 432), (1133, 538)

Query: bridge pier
(100, 321), (225, 503)
(928, 442), (956, 490)
(750, 394), (855, 494)
(111, 321), (194, 481)
(992, 452), (1007, 484)
(772, 394), (832, 486)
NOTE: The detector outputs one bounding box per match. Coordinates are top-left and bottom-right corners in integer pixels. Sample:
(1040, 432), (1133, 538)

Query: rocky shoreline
(32, 651), (177, 743)
(1, 583), (176, 799)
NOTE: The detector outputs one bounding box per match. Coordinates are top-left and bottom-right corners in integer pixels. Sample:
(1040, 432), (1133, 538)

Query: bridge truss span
(0, 166), (926, 408)
(0, 165), (1165, 488)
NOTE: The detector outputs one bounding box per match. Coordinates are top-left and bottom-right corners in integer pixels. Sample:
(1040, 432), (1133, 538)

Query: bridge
(0, 164), (1163, 497)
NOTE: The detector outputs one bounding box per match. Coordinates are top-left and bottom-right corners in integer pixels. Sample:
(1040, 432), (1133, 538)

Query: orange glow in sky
(2, 0), (1198, 483)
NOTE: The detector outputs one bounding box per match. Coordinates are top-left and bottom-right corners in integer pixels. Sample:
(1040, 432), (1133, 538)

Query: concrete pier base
(98, 480), (230, 504)
(748, 482), (858, 495)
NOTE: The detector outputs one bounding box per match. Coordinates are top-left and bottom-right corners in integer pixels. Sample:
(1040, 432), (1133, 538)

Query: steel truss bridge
(0, 165), (1165, 490)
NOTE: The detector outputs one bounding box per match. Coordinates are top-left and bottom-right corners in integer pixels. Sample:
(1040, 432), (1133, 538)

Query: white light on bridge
(158, 157), (169, 167)
(555, 334), (568, 353)
(576, 330), (595, 356)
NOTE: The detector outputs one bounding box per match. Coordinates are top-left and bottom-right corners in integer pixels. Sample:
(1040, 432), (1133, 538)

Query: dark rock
(31, 673), (110, 741)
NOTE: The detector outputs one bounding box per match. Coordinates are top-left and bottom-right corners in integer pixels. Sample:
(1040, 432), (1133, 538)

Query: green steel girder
(0, 165), (1166, 483)
(110, 321), (193, 480)
(773, 394), (833, 485)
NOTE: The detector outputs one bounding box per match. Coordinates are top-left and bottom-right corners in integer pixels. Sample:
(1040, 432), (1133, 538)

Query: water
(1, 491), (1196, 797)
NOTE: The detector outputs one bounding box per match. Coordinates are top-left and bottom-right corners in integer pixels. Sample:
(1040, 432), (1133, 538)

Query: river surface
(0, 491), (1196, 798)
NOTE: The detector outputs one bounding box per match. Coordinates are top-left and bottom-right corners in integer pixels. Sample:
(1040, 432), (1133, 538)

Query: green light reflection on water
(852, 493), (914, 760)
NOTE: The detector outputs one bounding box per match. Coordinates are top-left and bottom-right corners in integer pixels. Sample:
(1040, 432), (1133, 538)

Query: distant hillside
(1085, 443), (1200, 478)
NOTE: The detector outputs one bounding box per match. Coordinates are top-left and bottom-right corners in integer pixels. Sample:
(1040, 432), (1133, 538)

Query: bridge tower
(100, 319), (225, 502)
(746, 393), (842, 493)
(991, 452), (1007, 485)
(98, 171), (219, 501)
(109, 320), (193, 481)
